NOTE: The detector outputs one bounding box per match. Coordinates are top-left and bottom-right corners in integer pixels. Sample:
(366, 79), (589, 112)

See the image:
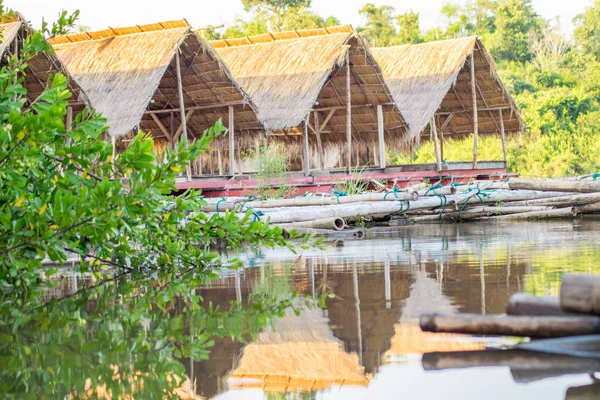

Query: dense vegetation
(0, 4), (304, 398)
(206, 0), (600, 177)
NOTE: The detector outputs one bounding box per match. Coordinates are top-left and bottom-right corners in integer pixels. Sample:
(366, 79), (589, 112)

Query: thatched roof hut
(211, 26), (409, 171)
(50, 20), (263, 175)
(1, 13), (89, 112)
(372, 37), (525, 145)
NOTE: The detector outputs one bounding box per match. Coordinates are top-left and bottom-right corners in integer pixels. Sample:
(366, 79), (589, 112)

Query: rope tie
(244, 206), (263, 222)
(593, 173), (600, 181)
(215, 196), (227, 214)
(334, 189), (347, 204)
(383, 186), (402, 201)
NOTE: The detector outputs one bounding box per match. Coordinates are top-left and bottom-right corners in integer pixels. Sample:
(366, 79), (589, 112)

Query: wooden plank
(377, 104), (386, 168)
(228, 105), (235, 175)
(145, 101), (246, 114)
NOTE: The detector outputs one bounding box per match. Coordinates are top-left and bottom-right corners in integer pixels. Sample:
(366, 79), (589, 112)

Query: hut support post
(314, 112), (324, 170)
(377, 104), (386, 169)
(431, 117), (442, 172)
(346, 51), (352, 174)
(471, 53), (479, 169)
(65, 106), (72, 139)
(228, 105), (235, 175)
(175, 49), (191, 181)
(499, 109), (507, 166)
(217, 140), (223, 176)
(303, 120), (310, 176)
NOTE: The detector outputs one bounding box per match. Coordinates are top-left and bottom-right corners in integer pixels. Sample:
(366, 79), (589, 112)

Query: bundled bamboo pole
(276, 217), (346, 231)
(507, 192), (600, 208)
(508, 178), (600, 193)
(560, 274), (600, 315)
(490, 207), (577, 220)
(575, 202), (600, 214)
(420, 312), (600, 338)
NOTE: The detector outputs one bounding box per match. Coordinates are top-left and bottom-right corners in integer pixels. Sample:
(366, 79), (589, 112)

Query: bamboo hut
(1, 13), (89, 114)
(210, 26), (409, 174)
(50, 20), (263, 177)
(372, 37), (525, 169)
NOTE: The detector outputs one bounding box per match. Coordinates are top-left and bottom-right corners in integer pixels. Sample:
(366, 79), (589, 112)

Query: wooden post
(314, 112), (324, 170)
(169, 112), (175, 148)
(66, 105), (72, 134)
(471, 53), (479, 169)
(440, 130), (445, 162)
(111, 136), (117, 172)
(175, 49), (191, 181)
(228, 105), (235, 175)
(217, 140), (223, 176)
(377, 104), (386, 169)
(346, 50), (352, 174)
(431, 117), (442, 172)
(303, 120), (310, 176)
(500, 109), (507, 165)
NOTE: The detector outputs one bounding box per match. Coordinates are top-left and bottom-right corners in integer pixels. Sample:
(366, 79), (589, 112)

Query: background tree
(396, 10), (423, 44)
(241, 0), (311, 31)
(573, 0), (600, 60)
(357, 3), (397, 47)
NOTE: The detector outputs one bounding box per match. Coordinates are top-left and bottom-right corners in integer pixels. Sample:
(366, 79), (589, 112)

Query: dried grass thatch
(211, 26), (410, 159)
(372, 37), (525, 144)
(1, 12), (89, 111)
(51, 20), (262, 141)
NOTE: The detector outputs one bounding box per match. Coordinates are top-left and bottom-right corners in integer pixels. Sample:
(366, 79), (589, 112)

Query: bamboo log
(410, 209), (489, 223)
(560, 274), (600, 315)
(417, 187), (456, 196)
(282, 227), (365, 238)
(575, 202), (600, 214)
(420, 312), (600, 338)
(243, 191), (418, 209)
(508, 178), (600, 193)
(506, 293), (566, 316)
(491, 207), (577, 220)
(507, 193), (600, 208)
(276, 217), (345, 231)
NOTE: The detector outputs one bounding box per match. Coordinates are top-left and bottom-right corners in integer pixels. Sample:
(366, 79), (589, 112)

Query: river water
(191, 219), (600, 400)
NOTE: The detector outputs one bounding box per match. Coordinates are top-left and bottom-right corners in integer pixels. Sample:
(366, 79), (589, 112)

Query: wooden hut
(50, 20), (263, 177)
(210, 26), (409, 174)
(371, 37), (525, 169)
(1, 13), (89, 114)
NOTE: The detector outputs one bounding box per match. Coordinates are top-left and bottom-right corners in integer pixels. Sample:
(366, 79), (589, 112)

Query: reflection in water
(192, 220), (600, 399)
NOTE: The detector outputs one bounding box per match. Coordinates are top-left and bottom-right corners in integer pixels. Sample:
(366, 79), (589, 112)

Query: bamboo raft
(200, 177), (600, 234)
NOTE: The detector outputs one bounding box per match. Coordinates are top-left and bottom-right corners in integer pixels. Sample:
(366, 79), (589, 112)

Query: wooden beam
(440, 113), (454, 131)
(303, 120), (310, 176)
(314, 112), (324, 170)
(431, 117), (442, 172)
(437, 106), (512, 116)
(471, 53), (479, 169)
(228, 105), (235, 175)
(377, 104), (386, 168)
(500, 109), (508, 164)
(175, 49), (191, 181)
(146, 101), (246, 114)
(217, 139), (224, 176)
(320, 109), (336, 131)
(150, 114), (172, 142)
(173, 109), (195, 142)
(346, 51), (352, 173)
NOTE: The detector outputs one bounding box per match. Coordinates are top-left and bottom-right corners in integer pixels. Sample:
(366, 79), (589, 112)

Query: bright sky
(8, 0), (594, 35)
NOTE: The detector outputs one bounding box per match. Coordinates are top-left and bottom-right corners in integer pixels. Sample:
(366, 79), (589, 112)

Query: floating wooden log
(566, 382), (600, 400)
(507, 192), (600, 208)
(276, 217), (346, 231)
(508, 178), (600, 193)
(574, 202), (600, 214)
(420, 312), (600, 338)
(410, 209), (489, 223)
(490, 207), (577, 220)
(506, 293), (566, 316)
(281, 227), (365, 238)
(560, 274), (600, 315)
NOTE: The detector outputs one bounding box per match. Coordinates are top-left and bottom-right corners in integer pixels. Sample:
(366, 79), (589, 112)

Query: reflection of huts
(1, 13), (89, 113)
(372, 37), (525, 167)
(211, 26), (408, 173)
(50, 20), (262, 176)
(229, 306), (369, 392)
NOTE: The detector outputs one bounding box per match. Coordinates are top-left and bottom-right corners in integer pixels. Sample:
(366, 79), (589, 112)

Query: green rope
(244, 206), (263, 222)
(383, 185), (402, 201)
(334, 189), (347, 204)
(593, 173), (600, 181)
(215, 196), (227, 214)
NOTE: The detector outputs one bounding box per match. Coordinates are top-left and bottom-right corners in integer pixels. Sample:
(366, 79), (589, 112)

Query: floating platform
(175, 161), (513, 198)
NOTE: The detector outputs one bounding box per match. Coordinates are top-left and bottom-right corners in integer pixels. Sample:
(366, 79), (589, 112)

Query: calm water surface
(193, 220), (600, 400)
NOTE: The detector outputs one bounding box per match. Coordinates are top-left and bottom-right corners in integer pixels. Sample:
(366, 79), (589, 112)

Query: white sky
(8, 0), (594, 35)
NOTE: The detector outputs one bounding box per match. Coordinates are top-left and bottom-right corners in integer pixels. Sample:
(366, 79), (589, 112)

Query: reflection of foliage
(250, 264), (294, 300)
(265, 390), (318, 400)
(0, 273), (297, 399)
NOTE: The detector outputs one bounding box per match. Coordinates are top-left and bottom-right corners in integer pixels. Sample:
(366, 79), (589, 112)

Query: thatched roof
(211, 26), (409, 151)
(372, 37), (525, 143)
(0, 13), (89, 111)
(50, 20), (262, 139)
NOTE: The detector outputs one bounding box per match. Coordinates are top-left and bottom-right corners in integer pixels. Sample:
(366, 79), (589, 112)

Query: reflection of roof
(400, 269), (457, 325)
(386, 324), (485, 356)
(229, 307), (369, 391)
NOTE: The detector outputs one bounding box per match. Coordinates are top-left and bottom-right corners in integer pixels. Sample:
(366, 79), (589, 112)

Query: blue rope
(216, 196), (226, 214)
(334, 189), (347, 204)
(593, 173), (600, 181)
(383, 186), (402, 201)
